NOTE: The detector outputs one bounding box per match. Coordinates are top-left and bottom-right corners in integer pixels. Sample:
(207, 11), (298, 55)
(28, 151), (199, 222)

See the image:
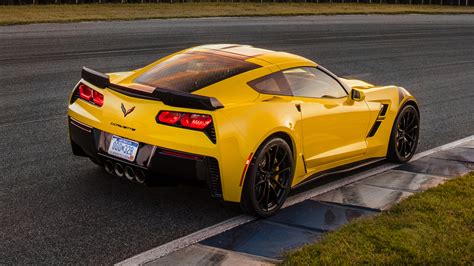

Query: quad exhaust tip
(124, 166), (135, 181)
(104, 160), (146, 184)
(135, 169), (147, 184)
(104, 160), (114, 175)
(114, 163), (124, 177)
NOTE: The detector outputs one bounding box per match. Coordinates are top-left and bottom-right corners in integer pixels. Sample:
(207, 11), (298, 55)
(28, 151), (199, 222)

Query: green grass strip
(283, 171), (474, 265)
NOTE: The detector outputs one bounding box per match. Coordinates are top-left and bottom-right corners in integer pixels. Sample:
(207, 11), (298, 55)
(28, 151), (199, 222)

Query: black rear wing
(81, 67), (224, 111)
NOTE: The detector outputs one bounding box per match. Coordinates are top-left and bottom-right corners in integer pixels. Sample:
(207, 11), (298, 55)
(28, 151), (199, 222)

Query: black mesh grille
(207, 157), (222, 199)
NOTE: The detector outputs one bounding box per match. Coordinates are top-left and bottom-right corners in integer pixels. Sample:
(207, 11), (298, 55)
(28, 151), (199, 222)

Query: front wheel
(240, 137), (294, 217)
(387, 104), (420, 163)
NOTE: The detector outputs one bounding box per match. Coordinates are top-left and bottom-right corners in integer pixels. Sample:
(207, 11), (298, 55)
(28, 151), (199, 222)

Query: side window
(248, 72), (292, 96)
(283, 67), (347, 98)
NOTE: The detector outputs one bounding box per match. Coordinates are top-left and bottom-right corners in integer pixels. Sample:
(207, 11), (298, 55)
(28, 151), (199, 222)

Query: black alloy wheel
(388, 104), (420, 163)
(241, 137), (293, 217)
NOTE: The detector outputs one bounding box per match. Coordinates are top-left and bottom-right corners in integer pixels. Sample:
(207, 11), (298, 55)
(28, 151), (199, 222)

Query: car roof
(188, 44), (316, 68)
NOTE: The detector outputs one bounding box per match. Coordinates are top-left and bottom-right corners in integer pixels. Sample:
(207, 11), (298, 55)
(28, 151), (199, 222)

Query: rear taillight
(180, 114), (212, 129)
(157, 111), (212, 130)
(77, 83), (104, 107)
(92, 90), (104, 106)
(79, 84), (92, 101)
(158, 111), (182, 125)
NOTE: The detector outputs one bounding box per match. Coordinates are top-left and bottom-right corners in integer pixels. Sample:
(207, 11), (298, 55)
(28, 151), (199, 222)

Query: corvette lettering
(110, 122), (136, 131)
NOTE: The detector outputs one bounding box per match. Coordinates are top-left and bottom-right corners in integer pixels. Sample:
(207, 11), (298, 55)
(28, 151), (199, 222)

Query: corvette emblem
(121, 103), (135, 117)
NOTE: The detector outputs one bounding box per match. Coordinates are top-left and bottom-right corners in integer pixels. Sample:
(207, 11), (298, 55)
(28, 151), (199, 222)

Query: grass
(283, 171), (474, 265)
(0, 3), (474, 25)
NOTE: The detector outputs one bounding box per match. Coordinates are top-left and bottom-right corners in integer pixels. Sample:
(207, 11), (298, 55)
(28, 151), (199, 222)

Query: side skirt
(292, 157), (385, 190)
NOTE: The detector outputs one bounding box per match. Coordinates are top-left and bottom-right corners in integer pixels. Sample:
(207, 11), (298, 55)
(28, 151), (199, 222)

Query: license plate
(107, 135), (139, 162)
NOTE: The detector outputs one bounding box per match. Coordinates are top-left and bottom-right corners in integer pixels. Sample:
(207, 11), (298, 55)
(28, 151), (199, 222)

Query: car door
(282, 67), (371, 173)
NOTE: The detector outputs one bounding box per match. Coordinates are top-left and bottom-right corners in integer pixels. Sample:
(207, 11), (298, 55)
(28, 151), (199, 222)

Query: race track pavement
(0, 14), (473, 264)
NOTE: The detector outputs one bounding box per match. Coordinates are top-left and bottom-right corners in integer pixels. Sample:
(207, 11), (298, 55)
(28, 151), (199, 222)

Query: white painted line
(117, 215), (255, 266)
(411, 135), (474, 161)
(116, 134), (474, 266)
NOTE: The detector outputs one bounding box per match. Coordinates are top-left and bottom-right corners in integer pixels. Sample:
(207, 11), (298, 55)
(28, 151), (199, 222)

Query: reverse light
(77, 83), (104, 107)
(157, 111), (212, 130)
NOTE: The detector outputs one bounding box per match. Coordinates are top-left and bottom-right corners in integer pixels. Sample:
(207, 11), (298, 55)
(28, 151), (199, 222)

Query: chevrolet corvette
(68, 44), (419, 217)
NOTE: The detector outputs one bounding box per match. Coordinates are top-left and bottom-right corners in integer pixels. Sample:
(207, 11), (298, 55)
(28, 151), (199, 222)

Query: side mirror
(350, 89), (365, 102)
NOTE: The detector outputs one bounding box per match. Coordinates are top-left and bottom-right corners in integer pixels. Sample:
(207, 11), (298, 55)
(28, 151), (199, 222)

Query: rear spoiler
(81, 67), (224, 111)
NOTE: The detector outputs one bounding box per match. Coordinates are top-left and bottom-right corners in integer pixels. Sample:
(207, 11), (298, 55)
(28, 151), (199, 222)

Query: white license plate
(107, 135), (139, 162)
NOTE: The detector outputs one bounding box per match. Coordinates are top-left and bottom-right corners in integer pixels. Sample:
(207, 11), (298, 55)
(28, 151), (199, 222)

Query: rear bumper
(68, 116), (223, 199)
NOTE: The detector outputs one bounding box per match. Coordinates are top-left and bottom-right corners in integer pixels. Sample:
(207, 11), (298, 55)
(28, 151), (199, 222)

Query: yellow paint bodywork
(68, 45), (417, 203)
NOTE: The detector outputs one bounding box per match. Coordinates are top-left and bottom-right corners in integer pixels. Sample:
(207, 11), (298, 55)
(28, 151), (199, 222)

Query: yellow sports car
(68, 44), (419, 216)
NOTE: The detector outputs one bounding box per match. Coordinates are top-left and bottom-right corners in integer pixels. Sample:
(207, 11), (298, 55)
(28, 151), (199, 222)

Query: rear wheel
(240, 137), (294, 217)
(387, 104), (420, 163)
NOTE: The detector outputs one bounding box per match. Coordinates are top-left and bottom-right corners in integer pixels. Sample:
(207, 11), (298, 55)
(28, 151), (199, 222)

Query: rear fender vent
(205, 123), (217, 144)
(207, 157), (222, 199)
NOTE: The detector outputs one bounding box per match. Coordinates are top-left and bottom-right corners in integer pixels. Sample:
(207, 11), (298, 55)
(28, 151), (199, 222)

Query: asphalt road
(1, 15), (473, 264)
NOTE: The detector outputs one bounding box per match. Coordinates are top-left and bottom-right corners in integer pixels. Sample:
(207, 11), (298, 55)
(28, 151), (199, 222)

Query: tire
(240, 137), (294, 217)
(387, 104), (420, 163)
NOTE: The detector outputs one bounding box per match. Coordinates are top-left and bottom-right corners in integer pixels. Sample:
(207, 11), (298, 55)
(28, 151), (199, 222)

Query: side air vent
(367, 121), (382, 137)
(379, 104), (389, 116)
(367, 104), (389, 138)
(207, 157), (223, 199)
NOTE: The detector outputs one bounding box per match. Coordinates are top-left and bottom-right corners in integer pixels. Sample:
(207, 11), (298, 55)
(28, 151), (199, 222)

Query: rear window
(134, 52), (259, 93)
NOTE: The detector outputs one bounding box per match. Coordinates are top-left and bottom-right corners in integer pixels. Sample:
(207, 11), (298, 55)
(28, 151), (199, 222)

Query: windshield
(134, 51), (259, 92)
